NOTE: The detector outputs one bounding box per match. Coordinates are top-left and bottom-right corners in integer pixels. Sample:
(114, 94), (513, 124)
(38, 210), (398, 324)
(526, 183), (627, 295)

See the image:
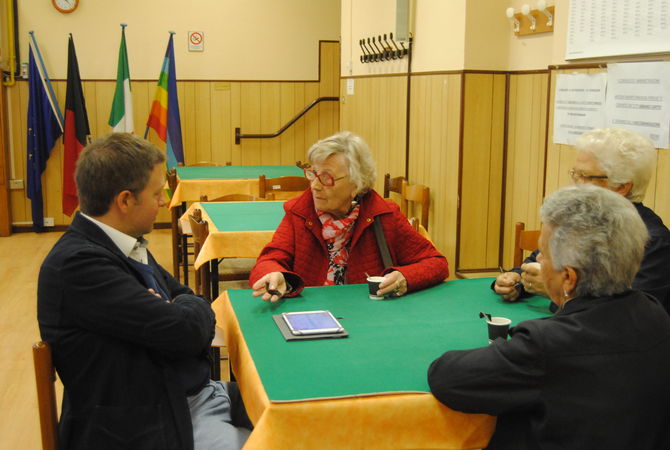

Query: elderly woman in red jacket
(251, 131), (449, 302)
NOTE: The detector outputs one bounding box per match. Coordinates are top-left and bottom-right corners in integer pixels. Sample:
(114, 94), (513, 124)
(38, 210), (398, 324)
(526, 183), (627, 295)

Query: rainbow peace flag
(146, 33), (183, 169)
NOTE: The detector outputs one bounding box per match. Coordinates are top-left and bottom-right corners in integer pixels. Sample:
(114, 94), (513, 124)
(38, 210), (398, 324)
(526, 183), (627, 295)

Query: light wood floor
(0, 228), (180, 449)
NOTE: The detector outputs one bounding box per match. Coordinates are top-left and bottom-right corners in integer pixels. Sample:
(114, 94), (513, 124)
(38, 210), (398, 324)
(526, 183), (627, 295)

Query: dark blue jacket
(38, 212), (214, 450)
(429, 290), (670, 449)
(495, 203), (670, 314)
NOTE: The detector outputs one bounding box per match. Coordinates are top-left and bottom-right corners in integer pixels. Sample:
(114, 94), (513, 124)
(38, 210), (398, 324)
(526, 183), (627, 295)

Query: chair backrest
(401, 182), (430, 231)
(188, 209), (211, 298)
(33, 341), (59, 450)
(166, 168), (178, 193)
(295, 160), (309, 169)
(513, 222), (541, 267)
(200, 194), (257, 202)
(383, 173), (406, 199)
(258, 175), (310, 200)
(187, 161), (222, 167)
(409, 217), (434, 244)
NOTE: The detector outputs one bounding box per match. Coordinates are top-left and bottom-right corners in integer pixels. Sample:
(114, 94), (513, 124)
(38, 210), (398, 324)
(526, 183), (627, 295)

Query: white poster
(553, 73), (607, 145)
(566, 0), (670, 60)
(606, 62), (670, 149)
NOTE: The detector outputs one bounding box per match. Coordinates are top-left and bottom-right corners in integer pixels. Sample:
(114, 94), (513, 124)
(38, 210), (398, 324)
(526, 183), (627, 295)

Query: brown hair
(75, 133), (165, 216)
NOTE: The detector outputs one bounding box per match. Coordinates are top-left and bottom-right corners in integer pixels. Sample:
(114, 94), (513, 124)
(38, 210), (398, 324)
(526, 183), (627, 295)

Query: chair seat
(217, 257), (256, 280)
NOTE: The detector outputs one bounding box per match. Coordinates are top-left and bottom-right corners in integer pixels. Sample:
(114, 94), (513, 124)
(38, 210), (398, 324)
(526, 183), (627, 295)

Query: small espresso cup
(487, 317), (511, 343)
(367, 276), (386, 300)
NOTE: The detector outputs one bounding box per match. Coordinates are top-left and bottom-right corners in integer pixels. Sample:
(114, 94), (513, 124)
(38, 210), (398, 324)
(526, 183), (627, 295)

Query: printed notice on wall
(553, 73), (607, 145)
(566, 0), (670, 60)
(606, 62), (670, 149)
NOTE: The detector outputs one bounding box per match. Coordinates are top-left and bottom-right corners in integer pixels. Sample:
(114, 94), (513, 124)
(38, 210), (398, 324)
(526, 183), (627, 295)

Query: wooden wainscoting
(457, 72), (506, 273)
(408, 73), (462, 278)
(339, 74), (408, 194)
(499, 72), (548, 268)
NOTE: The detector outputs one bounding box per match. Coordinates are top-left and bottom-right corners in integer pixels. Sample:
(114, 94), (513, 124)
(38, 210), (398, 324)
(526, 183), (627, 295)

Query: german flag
(62, 34), (90, 216)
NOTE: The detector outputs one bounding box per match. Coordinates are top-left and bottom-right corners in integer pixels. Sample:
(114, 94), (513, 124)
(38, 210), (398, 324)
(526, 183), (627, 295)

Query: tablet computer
(282, 310), (344, 335)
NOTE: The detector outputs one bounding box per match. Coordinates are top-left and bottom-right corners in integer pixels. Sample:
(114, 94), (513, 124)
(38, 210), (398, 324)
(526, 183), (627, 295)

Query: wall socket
(43, 217), (55, 227)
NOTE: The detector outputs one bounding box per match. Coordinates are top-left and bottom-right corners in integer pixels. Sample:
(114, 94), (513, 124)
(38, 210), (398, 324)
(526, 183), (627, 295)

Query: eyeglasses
(303, 168), (347, 187)
(568, 168), (608, 183)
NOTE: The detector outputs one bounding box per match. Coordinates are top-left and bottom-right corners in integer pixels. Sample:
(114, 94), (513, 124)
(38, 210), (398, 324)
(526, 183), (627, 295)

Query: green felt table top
(227, 278), (552, 402)
(176, 165), (303, 180)
(200, 202), (286, 232)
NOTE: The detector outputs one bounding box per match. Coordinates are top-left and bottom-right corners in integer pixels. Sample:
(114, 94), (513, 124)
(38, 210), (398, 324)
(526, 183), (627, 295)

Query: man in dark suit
(429, 185), (670, 449)
(38, 133), (250, 450)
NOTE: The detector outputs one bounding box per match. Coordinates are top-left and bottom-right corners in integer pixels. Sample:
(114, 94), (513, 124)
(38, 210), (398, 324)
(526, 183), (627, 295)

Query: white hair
(576, 128), (656, 202)
(307, 131), (376, 194)
(540, 184), (648, 297)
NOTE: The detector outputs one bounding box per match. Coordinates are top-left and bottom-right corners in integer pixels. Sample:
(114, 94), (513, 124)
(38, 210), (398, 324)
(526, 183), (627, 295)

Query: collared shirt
(80, 213), (148, 263)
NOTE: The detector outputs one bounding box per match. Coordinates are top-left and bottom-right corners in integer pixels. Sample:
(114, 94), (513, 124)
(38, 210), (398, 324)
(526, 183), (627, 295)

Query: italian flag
(108, 25), (133, 133)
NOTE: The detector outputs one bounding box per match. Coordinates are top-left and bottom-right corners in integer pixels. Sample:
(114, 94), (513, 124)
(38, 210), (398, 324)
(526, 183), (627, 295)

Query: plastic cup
(487, 317), (511, 343)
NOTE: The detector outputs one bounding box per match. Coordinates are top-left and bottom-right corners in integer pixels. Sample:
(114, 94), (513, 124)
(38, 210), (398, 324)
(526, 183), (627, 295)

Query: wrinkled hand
(377, 271), (408, 297)
(251, 272), (287, 302)
(520, 262), (547, 297)
(494, 272), (522, 302)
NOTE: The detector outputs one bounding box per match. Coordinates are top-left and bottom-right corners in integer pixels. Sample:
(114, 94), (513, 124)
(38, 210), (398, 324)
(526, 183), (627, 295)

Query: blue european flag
(27, 42), (63, 232)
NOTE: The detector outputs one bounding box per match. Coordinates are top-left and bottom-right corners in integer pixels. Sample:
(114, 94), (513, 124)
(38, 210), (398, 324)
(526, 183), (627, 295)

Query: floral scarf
(317, 204), (360, 285)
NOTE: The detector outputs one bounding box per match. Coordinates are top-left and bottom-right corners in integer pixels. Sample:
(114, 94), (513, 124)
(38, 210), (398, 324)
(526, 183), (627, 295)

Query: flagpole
(28, 31), (64, 127)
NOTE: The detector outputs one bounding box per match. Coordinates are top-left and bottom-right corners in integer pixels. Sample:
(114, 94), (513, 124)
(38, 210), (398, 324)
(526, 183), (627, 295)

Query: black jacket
(494, 203), (670, 314)
(428, 290), (670, 449)
(38, 212), (214, 450)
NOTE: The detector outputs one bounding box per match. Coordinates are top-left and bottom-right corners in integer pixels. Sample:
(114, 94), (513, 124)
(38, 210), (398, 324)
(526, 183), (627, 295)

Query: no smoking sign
(188, 31), (204, 52)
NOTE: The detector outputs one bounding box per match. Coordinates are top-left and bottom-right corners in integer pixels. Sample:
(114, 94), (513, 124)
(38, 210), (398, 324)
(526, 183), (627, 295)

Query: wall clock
(52, 0), (79, 14)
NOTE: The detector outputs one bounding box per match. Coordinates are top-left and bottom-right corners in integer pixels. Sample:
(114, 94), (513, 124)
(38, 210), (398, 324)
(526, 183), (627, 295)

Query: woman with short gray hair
(575, 127), (656, 202)
(494, 128), (670, 314)
(429, 184), (670, 449)
(250, 131), (448, 301)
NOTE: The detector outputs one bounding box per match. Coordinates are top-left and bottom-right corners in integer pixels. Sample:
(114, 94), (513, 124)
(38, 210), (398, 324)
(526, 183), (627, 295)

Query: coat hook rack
(359, 39), (368, 62)
(359, 31), (411, 63)
(383, 34), (397, 60)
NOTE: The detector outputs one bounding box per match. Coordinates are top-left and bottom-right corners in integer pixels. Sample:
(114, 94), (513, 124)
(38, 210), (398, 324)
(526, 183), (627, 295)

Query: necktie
(127, 257), (169, 301)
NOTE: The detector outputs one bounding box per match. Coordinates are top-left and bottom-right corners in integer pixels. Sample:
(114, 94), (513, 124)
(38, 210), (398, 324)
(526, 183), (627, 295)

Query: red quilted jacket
(249, 189), (449, 295)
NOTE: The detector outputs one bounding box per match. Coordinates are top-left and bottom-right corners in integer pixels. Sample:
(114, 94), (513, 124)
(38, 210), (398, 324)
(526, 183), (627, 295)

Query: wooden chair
(188, 209), (210, 298)
(401, 182), (430, 231)
(210, 327), (230, 382)
(179, 161), (232, 167)
(513, 222), (541, 267)
(33, 341), (58, 450)
(258, 175), (310, 200)
(198, 195), (257, 284)
(295, 160), (309, 169)
(409, 216), (434, 244)
(200, 194), (257, 202)
(167, 169), (190, 284)
(383, 173), (406, 199)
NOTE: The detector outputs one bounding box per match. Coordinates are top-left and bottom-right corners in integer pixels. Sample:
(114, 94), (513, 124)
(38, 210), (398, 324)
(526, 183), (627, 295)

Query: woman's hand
(251, 272), (288, 302)
(494, 272), (522, 301)
(520, 262), (548, 297)
(377, 271), (408, 297)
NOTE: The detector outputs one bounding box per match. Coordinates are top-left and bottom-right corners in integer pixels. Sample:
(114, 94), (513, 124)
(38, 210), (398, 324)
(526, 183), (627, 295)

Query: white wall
(17, 0), (340, 80)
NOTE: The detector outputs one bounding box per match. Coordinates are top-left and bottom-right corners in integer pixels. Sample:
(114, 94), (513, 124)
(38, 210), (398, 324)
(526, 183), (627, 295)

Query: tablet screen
(282, 311), (343, 335)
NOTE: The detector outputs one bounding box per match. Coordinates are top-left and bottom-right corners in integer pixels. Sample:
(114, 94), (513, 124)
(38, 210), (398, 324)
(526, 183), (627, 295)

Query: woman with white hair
(429, 184), (670, 449)
(251, 131), (448, 301)
(494, 128), (670, 313)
